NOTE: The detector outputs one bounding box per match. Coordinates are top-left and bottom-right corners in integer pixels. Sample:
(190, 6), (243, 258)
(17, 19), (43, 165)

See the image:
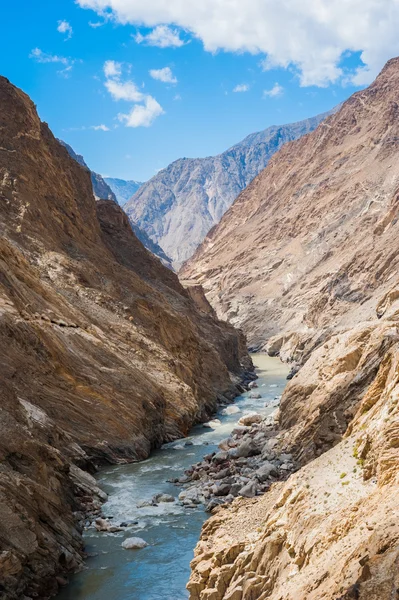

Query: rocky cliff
(104, 177), (143, 206)
(186, 58), (399, 599)
(0, 76), (251, 599)
(181, 58), (399, 353)
(59, 141), (171, 267)
(124, 110), (335, 269)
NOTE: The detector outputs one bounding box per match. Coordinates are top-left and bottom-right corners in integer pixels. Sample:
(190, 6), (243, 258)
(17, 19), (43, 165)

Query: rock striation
(186, 58), (399, 599)
(181, 58), (399, 352)
(124, 109), (336, 269)
(0, 76), (251, 599)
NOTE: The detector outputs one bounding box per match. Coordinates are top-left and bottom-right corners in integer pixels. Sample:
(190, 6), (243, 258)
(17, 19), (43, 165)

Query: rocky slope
(104, 177), (143, 206)
(0, 76), (251, 599)
(59, 142), (171, 268)
(182, 58), (399, 352)
(186, 58), (399, 600)
(124, 110), (335, 269)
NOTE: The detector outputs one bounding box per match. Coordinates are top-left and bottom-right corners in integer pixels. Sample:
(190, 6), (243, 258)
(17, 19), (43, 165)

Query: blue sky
(1, 0), (397, 181)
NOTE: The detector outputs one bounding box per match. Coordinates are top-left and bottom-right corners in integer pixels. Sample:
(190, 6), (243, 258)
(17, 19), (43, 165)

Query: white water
(57, 355), (289, 600)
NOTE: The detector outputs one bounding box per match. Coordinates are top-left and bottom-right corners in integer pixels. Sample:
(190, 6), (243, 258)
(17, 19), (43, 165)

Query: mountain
(0, 76), (251, 599)
(59, 140), (116, 202)
(104, 177), (143, 206)
(124, 108), (337, 269)
(59, 141), (171, 268)
(186, 59), (399, 600)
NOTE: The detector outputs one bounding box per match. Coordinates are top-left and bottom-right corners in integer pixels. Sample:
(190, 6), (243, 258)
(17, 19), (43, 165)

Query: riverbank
(56, 356), (288, 600)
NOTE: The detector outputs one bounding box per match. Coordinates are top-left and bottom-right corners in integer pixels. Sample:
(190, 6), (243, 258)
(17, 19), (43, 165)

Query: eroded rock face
(187, 58), (399, 600)
(125, 110), (335, 269)
(181, 58), (399, 352)
(0, 76), (251, 599)
(188, 320), (399, 600)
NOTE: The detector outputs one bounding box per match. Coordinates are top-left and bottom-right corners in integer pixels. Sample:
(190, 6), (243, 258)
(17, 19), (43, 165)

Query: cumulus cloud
(118, 96), (164, 127)
(103, 60), (122, 78)
(263, 83), (284, 98)
(76, 0), (399, 86)
(57, 20), (73, 40)
(134, 25), (185, 48)
(233, 83), (249, 93)
(103, 60), (164, 127)
(149, 67), (177, 84)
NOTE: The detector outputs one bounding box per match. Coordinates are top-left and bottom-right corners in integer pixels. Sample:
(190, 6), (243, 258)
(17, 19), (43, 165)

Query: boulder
(255, 462), (278, 482)
(212, 451), (229, 464)
(249, 392), (262, 399)
(236, 439), (261, 458)
(239, 481), (258, 498)
(238, 413), (263, 427)
(121, 537), (148, 550)
(203, 419), (221, 429)
(248, 381), (258, 389)
(153, 493), (175, 503)
(221, 405), (241, 415)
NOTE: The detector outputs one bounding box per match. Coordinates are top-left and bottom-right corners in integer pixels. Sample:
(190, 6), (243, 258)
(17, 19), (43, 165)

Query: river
(57, 355), (289, 600)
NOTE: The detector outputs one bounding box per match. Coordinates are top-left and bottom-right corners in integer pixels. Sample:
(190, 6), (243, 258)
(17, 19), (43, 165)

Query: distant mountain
(59, 141), (172, 268)
(104, 177), (143, 206)
(124, 108), (338, 269)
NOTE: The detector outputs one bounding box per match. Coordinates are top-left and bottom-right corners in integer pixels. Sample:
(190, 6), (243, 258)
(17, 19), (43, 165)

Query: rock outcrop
(186, 58), (399, 600)
(59, 141), (171, 267)
(124, 109), (335, 269)
(0, 75), (251, 599)
(181, 58), (399, 351)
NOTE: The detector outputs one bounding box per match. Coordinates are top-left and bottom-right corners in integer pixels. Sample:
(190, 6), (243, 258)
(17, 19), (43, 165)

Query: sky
(1, 0), (399, 181)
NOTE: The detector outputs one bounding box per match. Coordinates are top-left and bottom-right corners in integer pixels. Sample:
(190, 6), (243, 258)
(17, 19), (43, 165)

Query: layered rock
(187, 59), (399, 599)
(125, 109), (335, 269)
(0, 76), (251, 599)
(181, 58), (399, 352)
(188, 315), (399, 600)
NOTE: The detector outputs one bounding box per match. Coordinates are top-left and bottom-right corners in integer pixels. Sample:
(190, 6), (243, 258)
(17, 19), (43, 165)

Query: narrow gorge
(1, 44), (399, 600)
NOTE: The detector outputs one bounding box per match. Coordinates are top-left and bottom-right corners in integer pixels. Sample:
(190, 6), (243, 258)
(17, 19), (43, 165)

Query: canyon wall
(187, 59), (399, 599)
(0, 76), (250, 599)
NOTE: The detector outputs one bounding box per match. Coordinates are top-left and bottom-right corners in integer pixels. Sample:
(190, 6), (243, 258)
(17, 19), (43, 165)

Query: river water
(57, 355), (288, 600)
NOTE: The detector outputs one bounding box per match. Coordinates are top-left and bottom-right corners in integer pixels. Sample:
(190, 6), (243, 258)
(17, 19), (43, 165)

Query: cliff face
(187, 59), (399, 599)
(124, 110), (335, 269)
(0, 76), (250, 599)
(181, 58), (399, 352)
(59, 141), (171, 267)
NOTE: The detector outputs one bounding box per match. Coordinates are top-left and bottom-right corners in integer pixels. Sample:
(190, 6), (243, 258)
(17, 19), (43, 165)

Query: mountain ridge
(124, 108), (338, 269)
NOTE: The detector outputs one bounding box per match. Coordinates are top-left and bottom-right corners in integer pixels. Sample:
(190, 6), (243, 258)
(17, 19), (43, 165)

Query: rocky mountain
(124, 109), (336, 269)
(0, 76), (251, 599)
(59, 141), (171, 268)
(185, 58), (399, 600)
(104, 177), (143, 206)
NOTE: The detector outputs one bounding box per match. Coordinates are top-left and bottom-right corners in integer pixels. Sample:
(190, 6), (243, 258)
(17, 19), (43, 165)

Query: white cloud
(233, 83), (249, 92)
(263, 83), (284, 98)
(89, 20), (104, 28)
(103, 59), (122, 78)
(76, 0), (399, 87)
(57, 20), (73, 40)
(149, 66), (177, 84)
(134, 25), (185, 48)
(90, 124), (110, 131)
(105, 78), (144, 102)
(29, 48), (69, 64)
(57, 65), (73, 78)
(118, 96), (164, 127)
(103, 60), (164, 127)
